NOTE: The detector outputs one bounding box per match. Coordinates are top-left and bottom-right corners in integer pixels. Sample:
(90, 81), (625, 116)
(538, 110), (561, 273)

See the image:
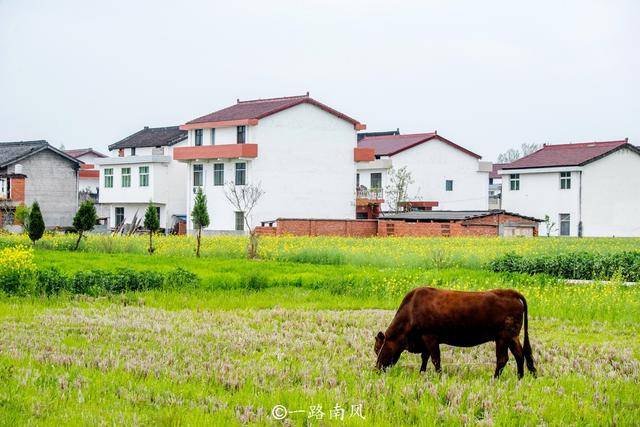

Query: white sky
(1, 0), (638, 160)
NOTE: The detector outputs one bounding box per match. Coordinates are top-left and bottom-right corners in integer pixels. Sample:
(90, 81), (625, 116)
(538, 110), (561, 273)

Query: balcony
(354, 147), (375, 162)
(173, 144), (258, 161)
(356, 187), (384, 206)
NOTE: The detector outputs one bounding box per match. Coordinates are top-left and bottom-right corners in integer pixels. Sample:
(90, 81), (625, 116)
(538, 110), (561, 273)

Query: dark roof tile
(108, 126), (187, 150)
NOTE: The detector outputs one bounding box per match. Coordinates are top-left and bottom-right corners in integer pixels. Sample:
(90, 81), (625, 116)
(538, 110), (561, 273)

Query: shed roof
(108, 126), (187, 150)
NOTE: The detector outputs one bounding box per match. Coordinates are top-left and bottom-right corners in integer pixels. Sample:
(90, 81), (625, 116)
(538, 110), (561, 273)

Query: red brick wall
(9, 177), (25, 203)
(256, 219), (378, 237)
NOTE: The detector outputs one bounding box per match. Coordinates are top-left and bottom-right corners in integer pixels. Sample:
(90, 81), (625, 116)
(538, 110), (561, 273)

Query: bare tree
(497, 142), (542, 163)
(385, 167), (415, 213)
(224, 182), (265, 259)
(543, 214), (557, 237)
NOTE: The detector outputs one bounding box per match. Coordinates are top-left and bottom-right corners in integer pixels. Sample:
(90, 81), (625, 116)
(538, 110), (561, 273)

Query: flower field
(0, 235), (639, 425)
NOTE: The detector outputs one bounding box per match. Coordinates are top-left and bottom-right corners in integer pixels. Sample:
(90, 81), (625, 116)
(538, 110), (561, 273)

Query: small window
(213, 163), (224, 186)
(560, 172), (571, 189)
(356, 173), (360, 187)
(115, 207), (125, 226)
(560, 213), (570, 236)
(193, 164), (203, 187)
(235, 162), (246, 185)
(118, 148), (124, 157)
(371, 173), (382, 189)
(235, 211), (244, 231)
(104, 168), (114, 188)
(445, 180), (454, 191)
(121, 167), (131, 188)
(210, 128), (216, 145)
(237, 125), (246, 144)
(195, 129), (203, 146)
(131, 147), (136, 156)
(139, 166), (149, 187)
(510, 174), (520, 191)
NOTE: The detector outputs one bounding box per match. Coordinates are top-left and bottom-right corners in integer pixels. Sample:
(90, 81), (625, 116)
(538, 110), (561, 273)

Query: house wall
(6, 150), (78, 227)
(98, 142), (188, 228)
(185, 103), (357, 232)
(581, 148), (640, 237)
(356, 138), (489, 211)
(500, 168), (581, 236)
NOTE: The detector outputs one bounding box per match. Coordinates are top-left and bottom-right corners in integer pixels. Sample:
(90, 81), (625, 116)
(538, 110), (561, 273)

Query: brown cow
(374, 287), (536, 378)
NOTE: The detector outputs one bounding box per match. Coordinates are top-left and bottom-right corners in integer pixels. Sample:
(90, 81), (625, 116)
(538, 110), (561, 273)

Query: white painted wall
(501, 147), (640, 237)
(97, 142), (188, 229)
(184, 103), (357, 232)
(356, 138), (489, 211)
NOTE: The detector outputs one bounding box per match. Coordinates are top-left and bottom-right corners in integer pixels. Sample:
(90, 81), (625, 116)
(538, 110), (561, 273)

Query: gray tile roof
(109, 126), (187, 150)
(0, 140), (81, 168)
(381, 210), (541, 222)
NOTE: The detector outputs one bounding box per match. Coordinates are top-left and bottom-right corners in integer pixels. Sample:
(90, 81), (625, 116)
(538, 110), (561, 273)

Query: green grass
(0, 239), (639, 425)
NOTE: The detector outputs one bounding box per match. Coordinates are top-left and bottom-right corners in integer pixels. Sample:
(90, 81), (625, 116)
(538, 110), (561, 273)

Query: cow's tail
(518, 293), (536, 375)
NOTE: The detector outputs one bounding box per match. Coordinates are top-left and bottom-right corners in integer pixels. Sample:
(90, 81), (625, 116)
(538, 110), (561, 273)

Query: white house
(65, 148), (106, 208)
(174, 94), (365, 233)
(355, 131), (491, 218)
(96, 126), (188, 231)
(500, 139), (640, 237)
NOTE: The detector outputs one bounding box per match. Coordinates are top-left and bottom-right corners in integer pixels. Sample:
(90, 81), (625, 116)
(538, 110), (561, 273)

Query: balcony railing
(356, 187), (383, 200)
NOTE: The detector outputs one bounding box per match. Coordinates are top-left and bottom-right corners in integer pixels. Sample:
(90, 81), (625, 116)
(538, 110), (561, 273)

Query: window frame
(210, 128), (216, 145)
(235, 162), (246, 185)
(560, 171), (571, 190)
(235, 211), (245, 231)
(193, 164), (204, 187)
(115, 207), (125, 226)
(195, 129), (203, 146)
(445, 180), (454, 191)
(559, 213), (571, 236)
(237, 125), (246, 144)
(213, 163), (224, 186)
(104, 168), (114, 188)
(510, 174), (520, 191)
(121, 167), (131, 188)
(139, 166), (150, 187)
(370, 172), (382, 189)
(131, 147), (136, 156)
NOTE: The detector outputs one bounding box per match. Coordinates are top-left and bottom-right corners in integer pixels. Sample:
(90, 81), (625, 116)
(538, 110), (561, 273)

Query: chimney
(144, 126), (149, 130)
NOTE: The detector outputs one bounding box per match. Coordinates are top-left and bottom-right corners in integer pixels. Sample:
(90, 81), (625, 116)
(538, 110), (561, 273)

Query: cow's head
(375, 331), (403, 370)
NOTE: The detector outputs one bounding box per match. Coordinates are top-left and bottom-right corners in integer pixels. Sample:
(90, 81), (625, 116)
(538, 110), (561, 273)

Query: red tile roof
(185, 94), (364, 128)
(357, 132), (481, 159)
(65, 148), (106, 158)
(501, 139), (633, 169)
(490, 163), (508, 179)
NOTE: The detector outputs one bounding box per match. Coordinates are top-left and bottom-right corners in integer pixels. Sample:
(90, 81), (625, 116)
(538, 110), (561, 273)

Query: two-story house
(355, 131), (491, 218)
(0, 140), (81, 227)
(174, 94), (366, 233)
(96, 126), (188, 231)
(500, 139), (640, 237)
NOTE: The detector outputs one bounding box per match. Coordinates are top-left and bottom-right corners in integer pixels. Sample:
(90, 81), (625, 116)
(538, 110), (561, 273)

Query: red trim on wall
(354, 147), (375, 162)
(173, 144), (258, 160)
(180, 119), (259, 130)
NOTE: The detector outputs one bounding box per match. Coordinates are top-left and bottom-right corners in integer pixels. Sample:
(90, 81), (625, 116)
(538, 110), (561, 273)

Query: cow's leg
(494, 339), (509, 378)
(420, 351), (430, 372)
(422, 336), (441, 373)
(431, 344), (441, 373)
(508, 337), (525, 379)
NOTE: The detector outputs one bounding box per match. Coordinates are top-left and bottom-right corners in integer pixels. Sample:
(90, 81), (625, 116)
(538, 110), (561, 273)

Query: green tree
(144, 201), (160, 254)
(26, 201), (45, 245)
(72, 200), (97, 250)
(191, 188), (210, 257)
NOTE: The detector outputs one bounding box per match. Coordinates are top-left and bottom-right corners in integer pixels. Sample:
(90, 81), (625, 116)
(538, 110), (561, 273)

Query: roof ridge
(0, 140), (48, 145)
(237, 94), (309, 104)
(543, 139), (627, 148)
(361, 132), (436, 140)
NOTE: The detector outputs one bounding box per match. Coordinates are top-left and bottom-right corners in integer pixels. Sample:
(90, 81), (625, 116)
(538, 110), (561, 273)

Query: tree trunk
(196, 227), (202, 257)
(148, 230), (154, 254)
(247, 231), (259, 259)
(74, 231), (83, 251)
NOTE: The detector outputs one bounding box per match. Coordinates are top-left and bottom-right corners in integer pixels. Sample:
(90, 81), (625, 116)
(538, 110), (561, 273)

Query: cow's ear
(376, 331), (385, 341)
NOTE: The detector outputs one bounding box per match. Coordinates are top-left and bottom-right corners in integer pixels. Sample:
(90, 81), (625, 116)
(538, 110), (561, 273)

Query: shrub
(0, 246), (37, 295)
(164, 267), (199, 289)
(36, 267), (71, 295)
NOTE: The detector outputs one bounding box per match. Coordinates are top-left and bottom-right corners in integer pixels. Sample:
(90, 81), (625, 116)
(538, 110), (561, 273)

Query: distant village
(1, 93), (638, 238)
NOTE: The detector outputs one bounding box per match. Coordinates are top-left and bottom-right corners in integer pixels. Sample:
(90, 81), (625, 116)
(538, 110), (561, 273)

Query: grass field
(1, 235), (639, 425)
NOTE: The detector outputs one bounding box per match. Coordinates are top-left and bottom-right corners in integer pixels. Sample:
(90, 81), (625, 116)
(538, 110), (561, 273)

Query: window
(115, 207), (125, 226)
(560, 213), (570, 236)
(0, 178), (7, 198)
(445, 180), (454, 191)
(510, 174), (520, 191)
(371, 173), (382, 189)
(139, 166), (149, 187)
(210, 128), (216, 145)
(235, 211), (244, 231)
(235, 162), (246, 185)
(121, 167), (131, 188)
(131, 147), (136, 156)
(193, 164), (203, 187)
(237, 125), (246, 144)
(104, 168), (113, 188)
(155, 207), (161, 222)
(213, 163), (224, 186)
(356, 173), (360, 187)
(560, 172), (571, 189)
(195, 129), (203, 146)
(118, 148), (124, 157)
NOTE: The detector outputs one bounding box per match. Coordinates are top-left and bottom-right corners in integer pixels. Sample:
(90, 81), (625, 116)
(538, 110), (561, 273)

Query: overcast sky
(1, 0), (638, 160)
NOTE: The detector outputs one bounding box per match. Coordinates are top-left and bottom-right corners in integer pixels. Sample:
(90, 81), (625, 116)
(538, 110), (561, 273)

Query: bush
(35, 267), (71, 295)
(0, 246), (37, 295)
(489, 251), (640, 281)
